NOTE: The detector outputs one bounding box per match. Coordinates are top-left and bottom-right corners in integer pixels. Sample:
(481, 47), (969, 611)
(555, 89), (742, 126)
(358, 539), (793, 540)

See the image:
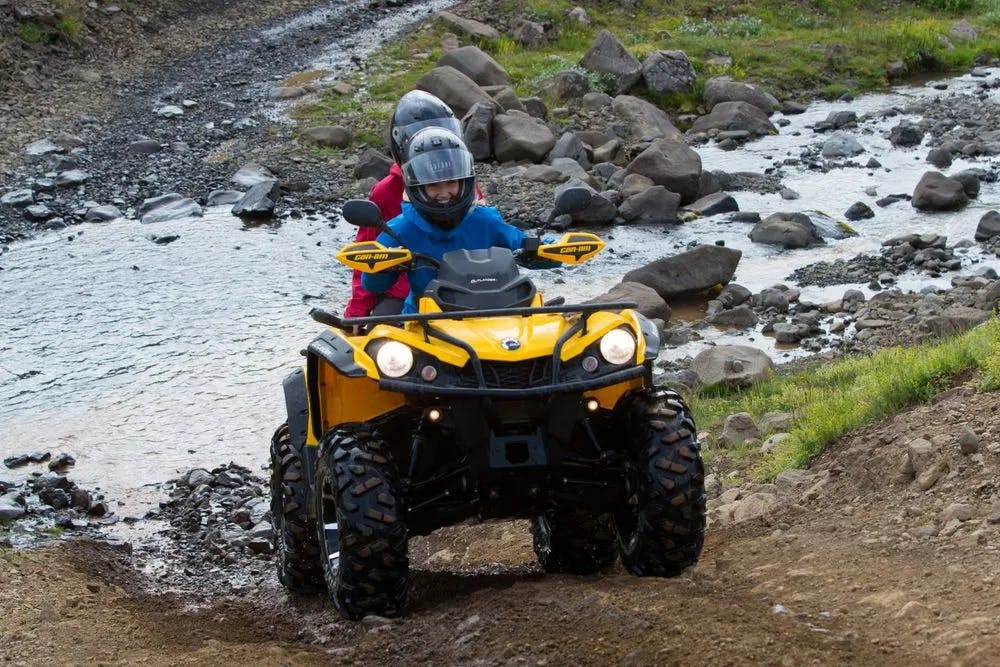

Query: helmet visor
(393, 116), (462, 150)
(401, 148), (474, 187)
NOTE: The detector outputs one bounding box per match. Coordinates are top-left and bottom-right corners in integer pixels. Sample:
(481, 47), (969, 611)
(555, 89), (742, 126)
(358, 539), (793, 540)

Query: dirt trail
(5, 388), (997, 665)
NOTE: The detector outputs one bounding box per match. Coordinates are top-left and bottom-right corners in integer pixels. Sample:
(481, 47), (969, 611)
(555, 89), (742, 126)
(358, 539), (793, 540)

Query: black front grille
(457, 357), (554, 388)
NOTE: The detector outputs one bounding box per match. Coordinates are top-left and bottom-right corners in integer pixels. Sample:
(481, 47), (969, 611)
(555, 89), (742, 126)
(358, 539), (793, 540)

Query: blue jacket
(362, 203), (530, 313)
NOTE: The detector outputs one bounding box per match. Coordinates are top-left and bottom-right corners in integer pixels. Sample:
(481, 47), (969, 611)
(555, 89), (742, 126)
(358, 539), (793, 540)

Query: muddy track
(4, 388), (998, 665)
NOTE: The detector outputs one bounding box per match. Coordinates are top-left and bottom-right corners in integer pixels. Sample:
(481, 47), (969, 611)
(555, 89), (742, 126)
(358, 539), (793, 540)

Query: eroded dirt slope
(4, 388), (997, 665)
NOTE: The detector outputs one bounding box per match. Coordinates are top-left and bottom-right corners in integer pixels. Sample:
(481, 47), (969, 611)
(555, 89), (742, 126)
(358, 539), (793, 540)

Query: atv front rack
(310, 301), (639, 334)
(308, 301), (646, 397)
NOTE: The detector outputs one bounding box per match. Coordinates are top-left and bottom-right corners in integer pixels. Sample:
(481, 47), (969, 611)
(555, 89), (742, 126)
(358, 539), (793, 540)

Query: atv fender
(282, 369), (318, 484)
(635, 312), (660, 361)
(307, 330), (367, 378)
(306, 330), (406, 435)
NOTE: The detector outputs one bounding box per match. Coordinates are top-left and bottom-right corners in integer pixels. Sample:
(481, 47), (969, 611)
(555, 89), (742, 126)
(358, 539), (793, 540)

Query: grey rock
(690, 101), (776, 137)
(231, 165), (276, 187)
(682, 192), (739, 217)
(435, 11), (500, 40)
(139, 194), (202, 224)
(588, 281), (671, 322)
(958, 425), (980, 454)
(462, 101), (498, 161)
(206, 190), (245, 207)
(821, 132), (864, 158)
(128, 140), (163, 155)
(611, 95), (682, 141)
(84, 205), (122, 222)
(2, 189), (36, 207)
(750, 212), (823, 248)
(353, 149), (393, 181)
(642, 50), (696, 93)
(536, 70), (590, 102)
(437, 45), (510, 87)
(623, 244), (741, 300)
(617, 186), (680, 224)
(416, 65), (493, 119)
(844, 201), (874, 221)
(232, 180), (281, 219)
(493, 110), (557, 163)
(301, 126), (352, 148)
(911, 171), (968, 211)
(580, 29), (642, 94)
(55, 169), (89, 186)
(975, 210), (1000, 242)
(623, 137), (701, 204)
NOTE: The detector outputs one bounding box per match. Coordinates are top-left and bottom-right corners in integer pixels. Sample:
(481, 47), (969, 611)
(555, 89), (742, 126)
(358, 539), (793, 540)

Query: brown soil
(5, 387), (998, 665)
(0, 0), (333, 170)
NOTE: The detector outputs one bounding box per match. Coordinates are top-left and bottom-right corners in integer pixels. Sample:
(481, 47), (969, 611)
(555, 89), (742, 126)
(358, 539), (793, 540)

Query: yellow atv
(269, 188), (705, 619)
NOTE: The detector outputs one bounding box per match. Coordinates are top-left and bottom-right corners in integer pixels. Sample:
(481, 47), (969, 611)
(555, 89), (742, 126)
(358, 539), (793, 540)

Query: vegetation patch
(294, 0), (1000, 148)
(691, 317), (1000, 481)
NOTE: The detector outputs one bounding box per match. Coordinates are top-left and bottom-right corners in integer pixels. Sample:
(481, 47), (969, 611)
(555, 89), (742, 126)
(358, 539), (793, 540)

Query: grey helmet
(401, 127), (476, 230)
(388, 90), (462, 164)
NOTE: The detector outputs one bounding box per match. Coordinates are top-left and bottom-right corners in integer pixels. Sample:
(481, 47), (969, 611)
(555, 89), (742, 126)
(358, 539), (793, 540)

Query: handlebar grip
(309, 308), (343, 327)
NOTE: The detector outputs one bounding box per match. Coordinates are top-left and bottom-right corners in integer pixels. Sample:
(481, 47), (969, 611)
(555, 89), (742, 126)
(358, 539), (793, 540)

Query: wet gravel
(0, 0), (453, 243)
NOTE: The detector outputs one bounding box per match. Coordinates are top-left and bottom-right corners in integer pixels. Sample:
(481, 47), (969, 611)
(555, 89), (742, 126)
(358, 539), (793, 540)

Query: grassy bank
(690, 317), (1000, 481)
(294, 0), (1000, 142)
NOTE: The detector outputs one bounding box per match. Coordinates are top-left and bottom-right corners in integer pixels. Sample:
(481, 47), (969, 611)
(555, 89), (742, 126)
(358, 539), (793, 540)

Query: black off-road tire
(270, 423), (324, 592)
(531, 509), (618, 574)
(315, 427), (409, 620)
(615, 389), (706, 577)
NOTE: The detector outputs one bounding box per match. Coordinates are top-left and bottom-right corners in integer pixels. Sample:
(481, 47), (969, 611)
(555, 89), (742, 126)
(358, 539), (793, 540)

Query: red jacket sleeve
(343, 168), (410, 317)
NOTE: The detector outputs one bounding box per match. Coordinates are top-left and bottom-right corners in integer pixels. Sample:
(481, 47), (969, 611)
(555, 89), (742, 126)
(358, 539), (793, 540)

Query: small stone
(957, 425), (980, 454)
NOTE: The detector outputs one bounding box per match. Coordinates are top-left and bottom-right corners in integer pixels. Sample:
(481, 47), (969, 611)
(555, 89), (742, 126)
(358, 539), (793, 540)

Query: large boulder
(231, 180), (281, 220)
(557, 180), (617, 224)
(689, 101), (776, 137)
(617, 186), (681, 224)
(702, 76), (777, 114)
(589, 281), (671, 322)
(623, 137), (702, 204)
(975, 210), (1000, 241)
(611, 95), (682, 141)
(579, 29), (642, 94)
(691, 345), (774, 389)
(536, 70), (591, 102)
(623, 244), (742, 300)
(642, 50), (696, 93)
(821, 132), (865, 158)
(493, 110), (557, 163)
(911, 171), (969, 211)
(749, 212), (823, 248)
(139, 193), (203, 224)
(437, 45), (511, 87)
(435, 11), (500, 40)
(462, 101), (499, 161)
(681, 192), (739, 217)
(548, 132), (590, 168)
(415, 66), (494, 119)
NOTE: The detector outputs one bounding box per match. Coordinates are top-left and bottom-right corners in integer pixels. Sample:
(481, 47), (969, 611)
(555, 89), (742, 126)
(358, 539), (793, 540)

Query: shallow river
(2, 69), (1000, 506)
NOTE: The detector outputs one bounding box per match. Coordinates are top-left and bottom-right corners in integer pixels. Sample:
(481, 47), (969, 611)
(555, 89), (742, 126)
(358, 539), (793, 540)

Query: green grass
(57, 15), (81, 39)
(18, 23), (51, 44)
(292, 0), (1000, 148)
(690, 317), (1000, 481)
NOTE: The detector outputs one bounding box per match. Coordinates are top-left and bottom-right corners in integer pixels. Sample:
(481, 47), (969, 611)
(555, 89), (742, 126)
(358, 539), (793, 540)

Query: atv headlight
(375, 341), (414, 378)
(599, 328), (636, 365)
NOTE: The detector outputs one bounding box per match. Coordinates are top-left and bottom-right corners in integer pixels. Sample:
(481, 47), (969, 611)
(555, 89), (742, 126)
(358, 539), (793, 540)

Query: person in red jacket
(344, 91), (484, 317)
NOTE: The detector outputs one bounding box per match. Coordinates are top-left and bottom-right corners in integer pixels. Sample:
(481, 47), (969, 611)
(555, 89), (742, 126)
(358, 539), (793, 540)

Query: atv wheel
(315, 427), (409, 620)
(615, 389), (706, 577)
(532, 509), (617, 574)
(270, 423), (324, 592)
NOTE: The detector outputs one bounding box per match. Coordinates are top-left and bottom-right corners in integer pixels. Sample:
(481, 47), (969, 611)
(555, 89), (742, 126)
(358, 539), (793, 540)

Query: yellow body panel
(308, 360), (406, 444)
(584, 377), (644, 409)
(335, 296), (646, 370)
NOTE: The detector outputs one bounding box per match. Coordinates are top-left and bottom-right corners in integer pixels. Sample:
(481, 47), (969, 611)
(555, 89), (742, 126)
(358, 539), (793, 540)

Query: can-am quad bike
(269, 187), (706, 619)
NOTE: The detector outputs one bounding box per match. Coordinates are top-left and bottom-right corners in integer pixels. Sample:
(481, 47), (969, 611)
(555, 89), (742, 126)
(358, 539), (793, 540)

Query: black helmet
(402, 127), (476, 230)
(389, 90), (462, 164)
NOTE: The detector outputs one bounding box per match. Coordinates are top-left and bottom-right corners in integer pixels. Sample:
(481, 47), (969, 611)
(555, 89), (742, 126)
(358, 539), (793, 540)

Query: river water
(2, 67), (999, 507)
